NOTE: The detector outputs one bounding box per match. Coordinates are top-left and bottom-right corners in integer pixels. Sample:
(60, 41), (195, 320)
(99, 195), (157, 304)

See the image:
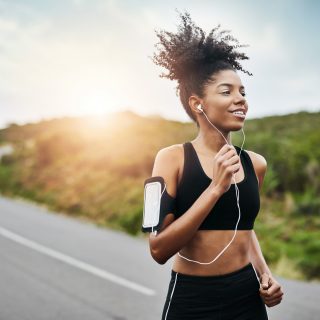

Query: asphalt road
(0, 195), (319, 320)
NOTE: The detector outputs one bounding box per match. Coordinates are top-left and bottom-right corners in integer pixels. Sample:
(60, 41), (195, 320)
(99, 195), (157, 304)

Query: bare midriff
(172, 229), (253, 276)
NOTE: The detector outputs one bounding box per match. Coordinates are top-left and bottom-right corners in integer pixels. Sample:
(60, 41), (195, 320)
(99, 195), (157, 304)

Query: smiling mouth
(230, 110), (246, 119)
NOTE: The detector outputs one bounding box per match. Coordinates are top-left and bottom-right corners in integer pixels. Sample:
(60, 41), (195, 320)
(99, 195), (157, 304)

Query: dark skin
(149, 69), (284, 308)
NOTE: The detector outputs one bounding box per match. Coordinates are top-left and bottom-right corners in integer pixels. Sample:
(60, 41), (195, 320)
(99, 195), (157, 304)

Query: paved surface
(0, 195), (319, 319)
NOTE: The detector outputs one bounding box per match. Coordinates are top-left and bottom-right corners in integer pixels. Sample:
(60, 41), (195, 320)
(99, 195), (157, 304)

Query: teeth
(233, 111), (244, 115)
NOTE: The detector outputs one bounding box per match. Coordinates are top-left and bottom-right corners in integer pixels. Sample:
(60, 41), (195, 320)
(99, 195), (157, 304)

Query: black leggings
(161, 262), (268, 320)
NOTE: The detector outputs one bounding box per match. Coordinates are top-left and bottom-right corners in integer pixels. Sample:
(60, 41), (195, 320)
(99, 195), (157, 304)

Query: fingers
(222, 150), (240, 172)
(230, 163), (241, 174)
(217, 147), (238, 162)
(261, 289), (284, 308)
(214, 144), (241, 189)
(225, 150), (238, 162)
(264, 293), (284, 307)
(217, 144), (236, 157)
(215, 146), (240, 176)
(260, 285), (283, 297)
(259, 273), (270, 289)
(264, 292), (283, 301)
(226, 154), (240, 166)
(265, 298), (283, 308)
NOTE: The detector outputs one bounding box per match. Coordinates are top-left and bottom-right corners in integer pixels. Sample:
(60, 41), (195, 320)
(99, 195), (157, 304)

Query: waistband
(171, 262), (254, 282)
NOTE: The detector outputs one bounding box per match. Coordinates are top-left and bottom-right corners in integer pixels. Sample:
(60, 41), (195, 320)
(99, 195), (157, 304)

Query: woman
(148, 11), (284, 319)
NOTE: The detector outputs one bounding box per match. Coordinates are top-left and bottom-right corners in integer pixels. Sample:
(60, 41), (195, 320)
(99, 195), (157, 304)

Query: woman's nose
(235, 94), (246, 104)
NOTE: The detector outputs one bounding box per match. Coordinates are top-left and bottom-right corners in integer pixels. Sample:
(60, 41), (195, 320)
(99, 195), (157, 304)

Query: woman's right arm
(149, 143), (240, 264)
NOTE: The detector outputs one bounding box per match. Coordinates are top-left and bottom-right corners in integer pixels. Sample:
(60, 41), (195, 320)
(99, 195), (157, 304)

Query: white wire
(177, 109), (246, 265)
(164, 271), (178, 320)
(251, 261), (261, 283)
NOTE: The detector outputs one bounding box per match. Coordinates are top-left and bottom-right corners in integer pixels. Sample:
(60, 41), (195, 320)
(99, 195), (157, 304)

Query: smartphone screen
(143, 181), (161, 228)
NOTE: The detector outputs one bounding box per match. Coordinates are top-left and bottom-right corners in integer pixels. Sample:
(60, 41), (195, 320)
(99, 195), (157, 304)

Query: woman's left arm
(250, 230), (272, 277)
(247, 151), (284, 307)
(247, 150), (271, 276)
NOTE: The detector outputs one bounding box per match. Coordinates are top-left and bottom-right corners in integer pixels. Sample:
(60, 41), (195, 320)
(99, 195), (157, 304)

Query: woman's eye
(221, 91), (246, 97)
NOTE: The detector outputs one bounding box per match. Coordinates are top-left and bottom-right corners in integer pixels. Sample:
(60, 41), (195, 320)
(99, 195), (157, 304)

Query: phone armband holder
(142, 176), (176, 233)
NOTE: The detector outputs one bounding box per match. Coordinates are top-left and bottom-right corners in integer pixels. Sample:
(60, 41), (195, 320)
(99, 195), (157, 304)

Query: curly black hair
(150, 9), (253, 127)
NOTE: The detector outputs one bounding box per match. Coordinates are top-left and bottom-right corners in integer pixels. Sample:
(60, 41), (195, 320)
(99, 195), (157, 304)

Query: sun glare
(85, 114), (111, 128)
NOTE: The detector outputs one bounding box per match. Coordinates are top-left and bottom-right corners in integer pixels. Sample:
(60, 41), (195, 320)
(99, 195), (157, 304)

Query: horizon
(0, 108), (317, 131)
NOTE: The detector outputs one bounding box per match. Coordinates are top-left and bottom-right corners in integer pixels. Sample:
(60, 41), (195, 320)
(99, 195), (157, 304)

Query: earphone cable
(176, 107), (246, 264)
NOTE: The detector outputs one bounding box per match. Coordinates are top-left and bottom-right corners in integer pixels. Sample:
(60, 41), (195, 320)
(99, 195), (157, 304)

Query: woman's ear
(189, 95), (202, 114)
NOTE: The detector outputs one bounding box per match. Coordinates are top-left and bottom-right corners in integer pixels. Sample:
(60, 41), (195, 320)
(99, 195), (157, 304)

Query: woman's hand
(259, 272), (284, 307)
(210, 144), (241, 194)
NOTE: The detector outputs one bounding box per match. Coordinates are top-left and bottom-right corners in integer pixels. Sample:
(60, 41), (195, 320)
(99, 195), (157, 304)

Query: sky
(0, 0), (319, 129)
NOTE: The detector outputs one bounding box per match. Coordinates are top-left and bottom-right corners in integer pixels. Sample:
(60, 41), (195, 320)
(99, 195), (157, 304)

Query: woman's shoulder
(155, 143), (184, 161)
(152, 143), (184, 197)
(245, 149), (267, 168)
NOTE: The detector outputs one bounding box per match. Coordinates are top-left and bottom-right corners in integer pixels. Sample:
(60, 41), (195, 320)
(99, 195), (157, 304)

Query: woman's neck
(192, 129), (232, 154)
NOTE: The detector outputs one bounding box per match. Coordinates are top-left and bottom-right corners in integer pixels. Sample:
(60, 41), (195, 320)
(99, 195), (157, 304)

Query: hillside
(0, 110), (319, 281)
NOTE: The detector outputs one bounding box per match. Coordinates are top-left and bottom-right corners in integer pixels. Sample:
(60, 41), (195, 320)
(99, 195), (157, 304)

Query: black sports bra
(173, 142), (260, 230)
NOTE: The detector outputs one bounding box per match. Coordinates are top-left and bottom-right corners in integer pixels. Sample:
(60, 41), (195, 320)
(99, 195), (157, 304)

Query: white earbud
(197, 105), (203, 111)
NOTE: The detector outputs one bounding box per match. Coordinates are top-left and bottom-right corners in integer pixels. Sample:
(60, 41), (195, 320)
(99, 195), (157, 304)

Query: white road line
(0, 226), (156, 296)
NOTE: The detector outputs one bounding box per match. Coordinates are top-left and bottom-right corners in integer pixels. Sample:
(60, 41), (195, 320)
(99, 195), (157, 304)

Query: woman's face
(200, 69), (248, 132)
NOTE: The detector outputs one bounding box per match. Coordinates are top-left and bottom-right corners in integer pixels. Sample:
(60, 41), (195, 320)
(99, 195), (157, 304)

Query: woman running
(147, 10), (284, 320)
